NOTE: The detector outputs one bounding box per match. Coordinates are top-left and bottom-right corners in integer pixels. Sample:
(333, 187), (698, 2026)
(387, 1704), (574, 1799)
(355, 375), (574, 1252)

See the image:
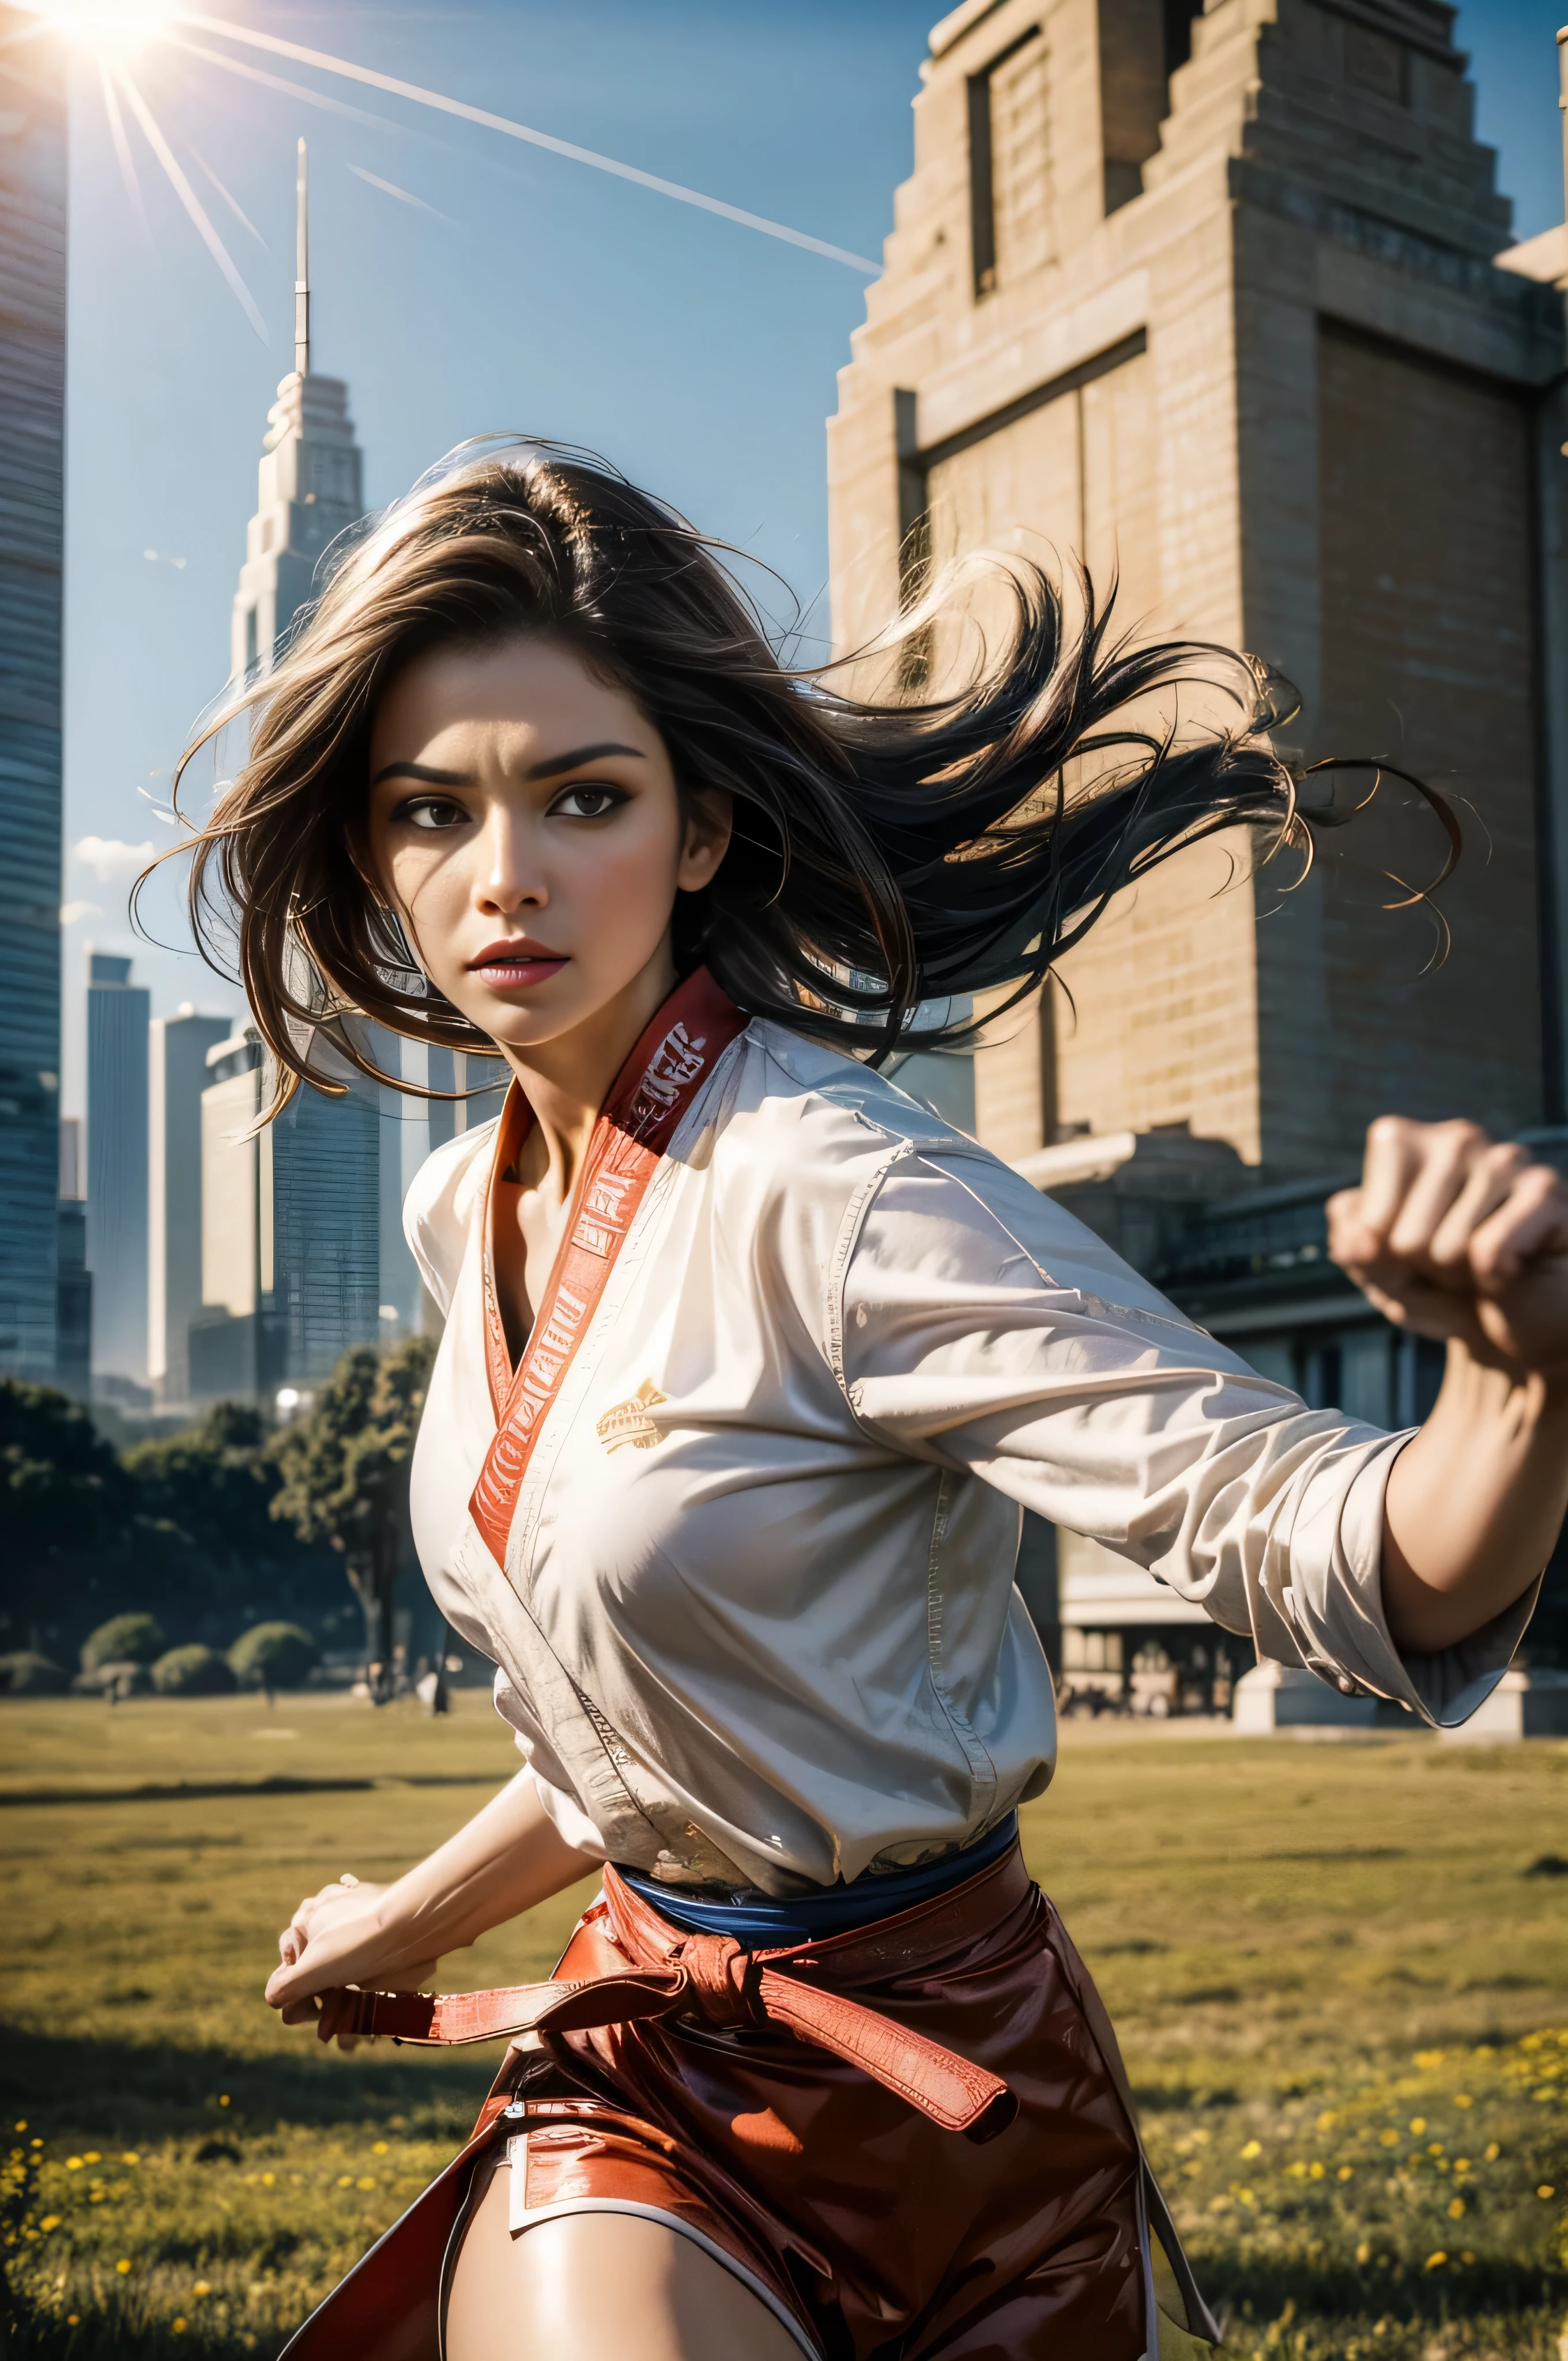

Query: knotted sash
(468, 967), (747, 1568)
(316, 1866), (1017, 2143)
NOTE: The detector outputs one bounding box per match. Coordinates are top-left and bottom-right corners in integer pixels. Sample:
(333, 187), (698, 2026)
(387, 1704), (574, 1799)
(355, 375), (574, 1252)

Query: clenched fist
(1328, 1117), (1568, 1383)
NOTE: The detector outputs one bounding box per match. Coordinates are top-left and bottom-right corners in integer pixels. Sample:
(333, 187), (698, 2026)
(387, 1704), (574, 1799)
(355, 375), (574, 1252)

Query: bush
(229, 1620), (319, 1692)
(0, 1650), (68, 1695)
(150, 1643), (237, 1696)
(73, 1660), (152, 1698)
(81, 1612), (165, 1672)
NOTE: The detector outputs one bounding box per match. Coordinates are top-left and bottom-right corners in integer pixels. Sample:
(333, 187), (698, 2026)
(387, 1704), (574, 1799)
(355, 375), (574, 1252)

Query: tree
(122, 1401), (280, 1570)
(1, 1380), (134, 1557)
(270, 1337), (437, 1698)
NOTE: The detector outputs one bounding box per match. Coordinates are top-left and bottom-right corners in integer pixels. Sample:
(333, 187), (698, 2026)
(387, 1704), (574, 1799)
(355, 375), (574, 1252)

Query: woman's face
(365, 634), (730, 1058)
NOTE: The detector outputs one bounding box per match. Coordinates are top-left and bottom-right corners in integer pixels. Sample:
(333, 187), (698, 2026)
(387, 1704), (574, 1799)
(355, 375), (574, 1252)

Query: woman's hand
(1328, 1118), (1568, 1654)
(262, 1771), (598, 2045)
(1327, 1118), (1568, 1381)
(268, 1877), (440, 2044)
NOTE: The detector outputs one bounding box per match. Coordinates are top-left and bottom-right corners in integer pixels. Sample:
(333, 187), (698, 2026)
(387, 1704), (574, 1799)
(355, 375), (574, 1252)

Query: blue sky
(56, 0), (1563, 1117)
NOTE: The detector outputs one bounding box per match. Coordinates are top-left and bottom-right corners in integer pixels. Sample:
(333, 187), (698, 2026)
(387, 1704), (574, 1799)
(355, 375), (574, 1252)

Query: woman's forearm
(370, 1770), (597, 1972)
(1381, 1340), (1568, 1654)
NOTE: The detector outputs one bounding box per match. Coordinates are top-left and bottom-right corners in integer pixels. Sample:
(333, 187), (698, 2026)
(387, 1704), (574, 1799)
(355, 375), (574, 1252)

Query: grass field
(1, 1694), (1564, 2358)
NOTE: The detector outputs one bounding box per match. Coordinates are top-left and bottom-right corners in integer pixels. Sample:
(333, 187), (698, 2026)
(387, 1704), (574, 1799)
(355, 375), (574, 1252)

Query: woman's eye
(397, 796), (466, 831)
(551, 783), (624, 819)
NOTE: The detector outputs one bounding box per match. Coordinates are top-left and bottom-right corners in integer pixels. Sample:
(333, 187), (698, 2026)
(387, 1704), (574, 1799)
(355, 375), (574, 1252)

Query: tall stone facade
(828, 0), (1568, 1180)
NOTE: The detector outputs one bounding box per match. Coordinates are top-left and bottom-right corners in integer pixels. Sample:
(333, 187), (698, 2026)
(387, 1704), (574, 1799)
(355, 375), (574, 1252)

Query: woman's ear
(677, 789), (733, 892)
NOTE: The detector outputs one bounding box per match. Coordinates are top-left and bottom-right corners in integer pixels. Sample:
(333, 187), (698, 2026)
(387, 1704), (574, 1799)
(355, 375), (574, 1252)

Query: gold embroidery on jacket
(596, 1379), (668, 1454)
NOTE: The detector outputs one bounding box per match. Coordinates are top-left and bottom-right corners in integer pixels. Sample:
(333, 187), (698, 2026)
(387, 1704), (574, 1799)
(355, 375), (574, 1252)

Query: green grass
(1, 1696), (1564, 2356)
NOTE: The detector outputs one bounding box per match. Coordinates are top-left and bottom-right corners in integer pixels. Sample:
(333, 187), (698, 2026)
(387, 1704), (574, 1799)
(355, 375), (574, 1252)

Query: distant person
(168, 445), (1567, 2360)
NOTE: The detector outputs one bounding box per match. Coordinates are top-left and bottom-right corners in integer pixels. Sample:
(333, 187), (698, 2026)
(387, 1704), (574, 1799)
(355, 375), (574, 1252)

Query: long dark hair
(154, 439), (1324, 1114)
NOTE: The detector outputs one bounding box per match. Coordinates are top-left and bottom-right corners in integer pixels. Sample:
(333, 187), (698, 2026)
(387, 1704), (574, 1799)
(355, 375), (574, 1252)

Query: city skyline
(48, 0), (1563, 1126)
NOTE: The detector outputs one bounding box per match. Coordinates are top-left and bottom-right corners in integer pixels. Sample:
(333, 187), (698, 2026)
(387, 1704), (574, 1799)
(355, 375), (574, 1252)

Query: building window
(968, 28), (1050, 298)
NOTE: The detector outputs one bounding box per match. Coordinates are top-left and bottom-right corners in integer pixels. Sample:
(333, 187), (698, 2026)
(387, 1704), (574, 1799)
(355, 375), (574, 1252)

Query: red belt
(315, 1883), (1017, 2144)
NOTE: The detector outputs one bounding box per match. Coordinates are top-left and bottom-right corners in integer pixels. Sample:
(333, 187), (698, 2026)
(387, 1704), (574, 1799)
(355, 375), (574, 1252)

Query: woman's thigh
(443, 2160), (809, 2361)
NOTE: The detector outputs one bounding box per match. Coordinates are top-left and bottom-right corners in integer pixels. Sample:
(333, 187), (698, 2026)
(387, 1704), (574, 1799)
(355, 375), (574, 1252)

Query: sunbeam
(188, 141), (269, 250)
(345, 160), (455, 227)
(114, 62), (269, 340)
(167, 32), (406, 137)
(97, 54), (153, 246)
(177, 13), (881, 274)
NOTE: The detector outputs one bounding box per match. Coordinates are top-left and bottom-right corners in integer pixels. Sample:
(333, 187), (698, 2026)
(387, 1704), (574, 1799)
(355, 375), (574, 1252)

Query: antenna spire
(294, 137), (309, 380)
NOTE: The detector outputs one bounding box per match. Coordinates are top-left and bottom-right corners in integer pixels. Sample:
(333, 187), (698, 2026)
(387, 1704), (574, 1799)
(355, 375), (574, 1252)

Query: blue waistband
(614, 1813), (1019, 1949)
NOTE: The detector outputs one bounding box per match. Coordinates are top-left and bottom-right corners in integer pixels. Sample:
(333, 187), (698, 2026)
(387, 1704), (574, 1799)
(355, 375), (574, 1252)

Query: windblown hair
(159, 439), (1321, 1114)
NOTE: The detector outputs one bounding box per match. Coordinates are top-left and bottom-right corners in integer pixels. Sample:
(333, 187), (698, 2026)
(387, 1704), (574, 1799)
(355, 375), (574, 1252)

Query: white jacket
(405, 1018), (1529, 1896)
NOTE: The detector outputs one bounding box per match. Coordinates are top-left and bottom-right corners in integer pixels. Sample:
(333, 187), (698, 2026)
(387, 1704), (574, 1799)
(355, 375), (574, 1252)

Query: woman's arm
(1326, 1118), (1568, 1655)
(265, 1768), (597, 2034)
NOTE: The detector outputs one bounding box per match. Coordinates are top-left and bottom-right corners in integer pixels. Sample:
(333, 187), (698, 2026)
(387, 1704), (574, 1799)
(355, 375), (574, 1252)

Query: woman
(178, 446), (1567, 2361)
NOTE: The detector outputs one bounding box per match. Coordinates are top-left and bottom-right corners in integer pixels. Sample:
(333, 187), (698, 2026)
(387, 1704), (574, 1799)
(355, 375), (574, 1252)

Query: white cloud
(60, 900), (101, 927)
(73, 836), (157, 882)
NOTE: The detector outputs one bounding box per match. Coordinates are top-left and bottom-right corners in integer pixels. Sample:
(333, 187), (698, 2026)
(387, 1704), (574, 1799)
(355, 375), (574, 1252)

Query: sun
(30, 0), (176, 61)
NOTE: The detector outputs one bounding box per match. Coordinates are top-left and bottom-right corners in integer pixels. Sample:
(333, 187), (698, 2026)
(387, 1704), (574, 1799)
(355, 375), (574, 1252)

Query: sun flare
(32, 0), (176, 61)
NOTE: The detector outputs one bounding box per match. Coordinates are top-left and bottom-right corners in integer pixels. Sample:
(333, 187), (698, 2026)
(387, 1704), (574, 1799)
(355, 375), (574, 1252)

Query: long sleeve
(837, 1148), (1534, 1729)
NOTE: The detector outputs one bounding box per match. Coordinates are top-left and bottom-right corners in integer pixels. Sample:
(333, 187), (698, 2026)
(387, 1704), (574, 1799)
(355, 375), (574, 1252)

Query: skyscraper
(231, 142), (364, 679)
(190, 1028), (379, 1399)
(148, 1008), (233, 1405)
(0, 7), (66, 1383)
(86, 952), (150, 1384)
(221, 142), (424, 1374)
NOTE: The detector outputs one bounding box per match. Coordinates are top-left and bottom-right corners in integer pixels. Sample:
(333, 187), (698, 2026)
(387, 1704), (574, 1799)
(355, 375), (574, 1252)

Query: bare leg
(444, 2160), (809, 2361)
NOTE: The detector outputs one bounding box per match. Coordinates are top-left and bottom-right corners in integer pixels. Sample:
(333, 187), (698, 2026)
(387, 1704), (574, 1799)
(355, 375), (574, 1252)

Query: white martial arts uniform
(405, 1014), (1532, 1898)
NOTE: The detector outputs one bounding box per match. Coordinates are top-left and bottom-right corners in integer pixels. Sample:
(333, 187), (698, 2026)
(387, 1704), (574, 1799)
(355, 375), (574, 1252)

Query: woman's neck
(498, 946), (679, 1202)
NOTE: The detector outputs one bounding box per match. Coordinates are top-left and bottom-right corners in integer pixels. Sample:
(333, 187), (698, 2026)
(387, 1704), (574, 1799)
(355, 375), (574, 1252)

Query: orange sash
(468, 968), (747, 1567)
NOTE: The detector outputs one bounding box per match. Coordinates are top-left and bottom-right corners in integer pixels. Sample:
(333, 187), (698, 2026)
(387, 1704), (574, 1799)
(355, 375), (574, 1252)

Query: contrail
(116, 64), (269, 341)
(177, 13), (881, 274)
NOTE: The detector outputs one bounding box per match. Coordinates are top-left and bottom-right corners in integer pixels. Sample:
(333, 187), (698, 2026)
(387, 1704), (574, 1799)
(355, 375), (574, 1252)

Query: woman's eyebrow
(371, 760), (469, 788)
(526, 742), (644, 780)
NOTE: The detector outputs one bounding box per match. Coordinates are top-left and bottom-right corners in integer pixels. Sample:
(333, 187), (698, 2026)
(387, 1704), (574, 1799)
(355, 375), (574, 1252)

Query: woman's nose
(476, 811), (545, 914)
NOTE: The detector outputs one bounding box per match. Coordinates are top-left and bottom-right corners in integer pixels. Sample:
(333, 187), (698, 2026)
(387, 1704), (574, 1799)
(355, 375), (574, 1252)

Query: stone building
(829, 0), (1568, 1180)
(828, 0), (1568, 1702)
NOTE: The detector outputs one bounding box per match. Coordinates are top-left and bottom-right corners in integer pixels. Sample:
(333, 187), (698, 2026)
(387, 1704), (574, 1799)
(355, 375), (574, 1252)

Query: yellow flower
(66, 2317), (78, 2328)
(1355, 2241), (1371, 2264)
(1337, 2166), (1354, 2181)
(356, 2176), (375, 2191)
(173, 2321), (187, 2335)
(1484, 2144), (1501, 2162)
(1408, 2119), (1426, 2136)
(1539, 2185), (1557, 2200)
(1309, 2162), (1325, 2180)
(260, 2173), (274, 2187)
(218, 2096), (230, 2108)
(39, 2216), (59, 2232)
(372, 2141), (389, 2156)
(1379, 2130), (1400, 2148)
(1239, 2141), (1261, 2161)
(120, 2152), (140, 2166)
(1447, 2198), (1465, 2219)
(337, 2175), (353, 2189)
(193, 2281), (211, 2297)
(1455, 2094), (1473, 2108)
(1423, 2251), (1446, 2271)
(65, 2158), (82, 2172)
(13, 2122), (25, 2133)
(116, 2258), (131, 2274)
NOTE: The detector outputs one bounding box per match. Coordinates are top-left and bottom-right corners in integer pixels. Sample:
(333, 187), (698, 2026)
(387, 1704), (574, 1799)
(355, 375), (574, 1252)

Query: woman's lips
(467, 948), (568, 989)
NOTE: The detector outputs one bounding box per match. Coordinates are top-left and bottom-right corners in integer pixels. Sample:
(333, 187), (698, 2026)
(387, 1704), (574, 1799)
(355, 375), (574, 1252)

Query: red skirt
(281, 1840), (1217, 2359)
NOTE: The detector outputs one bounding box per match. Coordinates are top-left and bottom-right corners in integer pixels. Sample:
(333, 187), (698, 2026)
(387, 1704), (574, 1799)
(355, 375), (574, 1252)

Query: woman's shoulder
(728, 1017), (988, 1163)
(402, 1117), (499, 1315)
